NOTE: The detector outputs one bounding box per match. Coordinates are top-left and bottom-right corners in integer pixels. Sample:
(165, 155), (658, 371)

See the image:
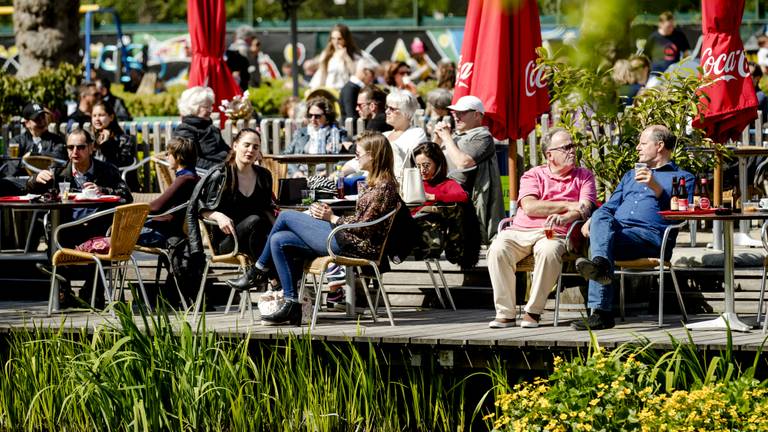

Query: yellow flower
(560, 413), (568, 420)
(590, 398), (599, 406)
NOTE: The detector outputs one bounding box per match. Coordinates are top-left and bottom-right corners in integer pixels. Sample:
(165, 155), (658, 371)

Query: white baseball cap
(447, 95), (485, 114)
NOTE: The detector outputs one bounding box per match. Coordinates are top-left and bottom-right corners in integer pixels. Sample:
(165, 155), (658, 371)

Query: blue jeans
(256, 210), (341, 301)
(587, 208), (663, 311)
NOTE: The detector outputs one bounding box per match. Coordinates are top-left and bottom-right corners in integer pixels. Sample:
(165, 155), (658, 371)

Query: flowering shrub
(486, 340), (768, 432)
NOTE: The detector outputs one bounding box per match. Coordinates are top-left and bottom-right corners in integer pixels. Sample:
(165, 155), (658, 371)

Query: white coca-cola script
(455, 55), (473, 89)
(524, 60), (547, 97)
(701, 47), (750, 83)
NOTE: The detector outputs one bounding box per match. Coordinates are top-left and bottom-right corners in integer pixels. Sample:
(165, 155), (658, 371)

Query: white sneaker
(519, 313), (540, 328)
(488, 319), (516, 328)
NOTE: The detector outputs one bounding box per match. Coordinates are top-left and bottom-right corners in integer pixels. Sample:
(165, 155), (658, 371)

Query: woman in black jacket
(91, 101), (137, 169)
(173, 86), (231, 170)
(186, 128), (275, 269)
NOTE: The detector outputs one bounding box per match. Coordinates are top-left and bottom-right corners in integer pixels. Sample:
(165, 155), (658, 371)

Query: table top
(263, 154), (354, 163)
(727, 146), (768, 157)
(0, 198), (126, 210)
(662, 210), (768, 221)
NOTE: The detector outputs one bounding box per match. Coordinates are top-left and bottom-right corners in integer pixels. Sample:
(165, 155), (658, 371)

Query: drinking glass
(544, 219), (554, 239)
(301, 189), (315, 205)
(634, 162), (648, 171)
(8, 143), (19, 158)
(356, 180), (368, 195)
(58, 182), (70, 201)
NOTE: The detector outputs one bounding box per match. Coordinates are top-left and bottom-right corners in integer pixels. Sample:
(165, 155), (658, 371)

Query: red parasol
(454, 0), (550, 203)
(692, 0), (757, 143)
(187, 0), (242, 118)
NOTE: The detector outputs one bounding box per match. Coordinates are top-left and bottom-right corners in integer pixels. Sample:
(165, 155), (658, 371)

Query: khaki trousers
(487, 229), (566, 319)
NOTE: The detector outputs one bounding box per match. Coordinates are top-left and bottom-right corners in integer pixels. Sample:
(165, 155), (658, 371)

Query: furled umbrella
(187, 0), (242, 119)
(453, 0), (550, 208)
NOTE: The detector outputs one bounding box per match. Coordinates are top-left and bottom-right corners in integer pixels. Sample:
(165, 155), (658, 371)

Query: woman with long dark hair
(91, 100), (136, 169)
(308, 24), (361, 91)
(186, 128), (276, 269)
(410, 141), (467, 214)
(227, 131), (400, 326)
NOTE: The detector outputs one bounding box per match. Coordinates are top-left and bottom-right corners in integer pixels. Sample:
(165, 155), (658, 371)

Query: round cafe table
(663, 210), (768, 332)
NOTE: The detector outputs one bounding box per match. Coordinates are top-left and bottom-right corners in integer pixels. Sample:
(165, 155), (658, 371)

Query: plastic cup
(301, 189), (315, 205)
(58, 182), (70, 201)
(634, 162), (648, 171)
(356, 180), (368, 195)
(544, 220), (554, 239)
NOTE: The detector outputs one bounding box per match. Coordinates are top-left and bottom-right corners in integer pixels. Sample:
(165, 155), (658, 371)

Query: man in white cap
(434, 95), (505, 243)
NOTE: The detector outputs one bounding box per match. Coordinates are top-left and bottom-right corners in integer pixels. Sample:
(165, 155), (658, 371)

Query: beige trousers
(487, 229), (566, 319)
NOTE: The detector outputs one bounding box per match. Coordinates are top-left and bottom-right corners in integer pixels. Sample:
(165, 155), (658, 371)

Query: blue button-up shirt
(599, 161), (694, 239)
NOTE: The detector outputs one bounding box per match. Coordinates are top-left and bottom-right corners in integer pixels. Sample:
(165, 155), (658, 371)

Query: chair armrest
(147, 201), (189, 219)
(324, 207), (398, 259)
(564, 219), (585, 254)
(761, 220), (768, 252)
(52, 206), (118, 250)
(497, 217), (514, 233)
(660, 221), (687, 261)
(200, 217), (240, 258)
(120, 157), (147, 181)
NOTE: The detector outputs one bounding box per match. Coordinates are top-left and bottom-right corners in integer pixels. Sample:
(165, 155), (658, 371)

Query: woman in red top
(411, 141), (468, 214)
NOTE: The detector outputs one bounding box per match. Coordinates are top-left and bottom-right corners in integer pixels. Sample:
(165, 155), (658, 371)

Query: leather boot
(226, 266), (268, 291)
(261, 300), (302, 326)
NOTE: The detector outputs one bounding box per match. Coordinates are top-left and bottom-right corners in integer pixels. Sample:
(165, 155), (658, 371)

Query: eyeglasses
(356, 101), (371, 107)
(548, 144), (576, 153)
(415, 162), (433, 170)
(308, 113), (325, 119)
(67, 144), (88, 151)
(385, 105), (400, 113)
(452, 110), (475, 118)
(397, 70), (410, 76)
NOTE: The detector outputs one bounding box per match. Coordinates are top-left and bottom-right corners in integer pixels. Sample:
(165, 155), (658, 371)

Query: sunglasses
(385, 105), (400, 112)
(548, 144), (576, 153)
(308, 113), (325, 119)
(66, 144), (88, 151)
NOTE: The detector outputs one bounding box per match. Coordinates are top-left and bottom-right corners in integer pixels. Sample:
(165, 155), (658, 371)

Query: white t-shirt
(758, 47), (768, 68)
(384, 127), (428, 180)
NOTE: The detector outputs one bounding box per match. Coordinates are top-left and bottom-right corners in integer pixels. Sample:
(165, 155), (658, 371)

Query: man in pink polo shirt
(487, 127), (596, 328)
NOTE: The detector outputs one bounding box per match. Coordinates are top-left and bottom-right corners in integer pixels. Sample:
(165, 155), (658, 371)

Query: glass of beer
(544, 219), (555, 239)
(8, 143), (19, 158)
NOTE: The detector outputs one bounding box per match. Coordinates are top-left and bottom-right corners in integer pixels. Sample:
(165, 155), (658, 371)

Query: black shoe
(571, 310), (615, 330)
(575, 256), (613, 286)
(36, 263), (68, 284)
(261, 300), (302, 326)
(226, 266), (269, 291)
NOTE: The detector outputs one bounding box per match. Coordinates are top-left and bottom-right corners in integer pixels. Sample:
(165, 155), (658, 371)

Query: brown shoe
(520, 312), (540, 328)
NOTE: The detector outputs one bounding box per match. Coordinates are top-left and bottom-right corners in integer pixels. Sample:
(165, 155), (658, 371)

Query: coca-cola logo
(524, 60), (547, 97)
(455, 55), (473, 89)
(701, 47), (750, 84)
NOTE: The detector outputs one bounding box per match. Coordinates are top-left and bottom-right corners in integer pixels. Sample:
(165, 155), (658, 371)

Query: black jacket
(96, 131), (136, 168)
(173, 116), (231, 170)
(366, 112), (393, 133)
(4, 131), (66, 177)
(185, 163), (275, 255)
(26, 158), (133, 202)
(339, 81), (361, 120)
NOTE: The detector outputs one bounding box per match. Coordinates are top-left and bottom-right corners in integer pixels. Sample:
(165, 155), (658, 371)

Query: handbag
(257, 289), (312, 324)
(401, 167), (426, 204)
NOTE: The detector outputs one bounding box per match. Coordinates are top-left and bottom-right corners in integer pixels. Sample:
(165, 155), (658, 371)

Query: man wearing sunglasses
(28, 129), (133, 308)
(573, 125), (694, 330)
(487, 128), (596, 329)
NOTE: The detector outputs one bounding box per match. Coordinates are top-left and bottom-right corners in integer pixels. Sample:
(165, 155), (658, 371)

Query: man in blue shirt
(572, 125), (694, 330)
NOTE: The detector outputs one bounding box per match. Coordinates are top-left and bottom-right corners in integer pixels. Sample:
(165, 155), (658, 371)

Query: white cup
(58, 182), (70, 201)
(760, 198), (768, 209)
(82, 188), (99, 199)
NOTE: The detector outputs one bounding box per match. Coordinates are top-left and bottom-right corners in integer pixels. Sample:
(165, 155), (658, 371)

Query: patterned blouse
(335, 178), (400, 260)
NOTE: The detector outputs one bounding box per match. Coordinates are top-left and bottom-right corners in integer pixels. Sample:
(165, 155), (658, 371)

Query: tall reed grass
(0, 304), (477, 431)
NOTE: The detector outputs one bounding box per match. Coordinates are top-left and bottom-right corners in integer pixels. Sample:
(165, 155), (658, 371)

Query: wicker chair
(191, 219), (254, 322)
(47, 203), (152, 316)
(21, 154), (56, 176)
(298, 205), (400, 329)
(497, 217), (585, 326)
(133, 202), (190, 310)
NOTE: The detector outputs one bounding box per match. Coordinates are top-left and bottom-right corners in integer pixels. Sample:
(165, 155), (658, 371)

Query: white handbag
(401, 167), (426, 204)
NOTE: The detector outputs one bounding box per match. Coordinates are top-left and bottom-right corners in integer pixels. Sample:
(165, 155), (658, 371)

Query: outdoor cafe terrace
(0, 109), (768, 367)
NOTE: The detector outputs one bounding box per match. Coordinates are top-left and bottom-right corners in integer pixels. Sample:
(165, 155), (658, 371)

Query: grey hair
(541, 127), (570, 153)
(386, 90), (419, 121)
(427, 88), (453, 110)
(235, 25), (256, 41)
(645, 124), (676, 150)
(178, 86), (215, 117)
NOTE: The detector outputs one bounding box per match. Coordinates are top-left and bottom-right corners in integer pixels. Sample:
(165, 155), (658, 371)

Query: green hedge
(0, 63), (81, 123)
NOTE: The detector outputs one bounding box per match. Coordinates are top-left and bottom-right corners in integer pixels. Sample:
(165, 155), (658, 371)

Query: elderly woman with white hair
(173, 86), (230, 170)
(384, 90), (427, 180)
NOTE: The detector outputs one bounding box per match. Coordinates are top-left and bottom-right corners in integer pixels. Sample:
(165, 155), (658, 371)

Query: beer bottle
(699, 177), (711, 210)
(678, 178), (689, 212)
(692, 175), (701, 209)
(670, 176), (679, 211)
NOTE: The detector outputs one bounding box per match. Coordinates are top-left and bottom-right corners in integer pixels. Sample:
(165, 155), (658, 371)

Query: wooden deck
(1, 301), (766, 353)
